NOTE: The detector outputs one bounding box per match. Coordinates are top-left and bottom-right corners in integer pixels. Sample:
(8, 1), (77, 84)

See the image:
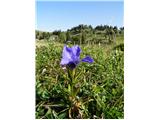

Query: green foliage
(36, 24), (124, 44)
(59, 32), (66, 43)
(66, 31), (71, 41)
(81, 31), (86, 44)
(72, 35), (80, 44)
(36, 38), (124, 119)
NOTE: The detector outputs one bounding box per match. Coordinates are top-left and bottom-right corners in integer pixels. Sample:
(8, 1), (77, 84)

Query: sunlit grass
(36, 38), (124, 119)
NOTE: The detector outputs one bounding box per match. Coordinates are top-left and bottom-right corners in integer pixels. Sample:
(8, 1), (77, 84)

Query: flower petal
(71, 45), (81, 57)
(81, 56), (94, 63)
(70, 45), (81, 63)
(60, 45), (73, 65)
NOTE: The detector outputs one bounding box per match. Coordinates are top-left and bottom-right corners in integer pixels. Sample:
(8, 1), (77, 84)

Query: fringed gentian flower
(60, 45), (94, 69)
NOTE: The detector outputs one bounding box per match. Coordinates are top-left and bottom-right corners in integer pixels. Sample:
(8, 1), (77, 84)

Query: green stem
(71, 69), (75, 97)
(68, 69), (75, 97)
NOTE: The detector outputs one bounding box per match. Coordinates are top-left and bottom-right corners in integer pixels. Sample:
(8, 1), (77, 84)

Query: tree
(113, 26), (118, 34)
(88, 25), (93, 30)
(42, 32), (50, 40)
(109, 27), (116, 44)
(59, 32), (66, 43)
(66, 31), (71, 42)
(36, 31), (39, 39)
(72, 35), (80, 44)
(119, 27), (124, 34)
(52, 30), (61, 35)
(37, 32), (44, 40)
(81, 31), (86, 44)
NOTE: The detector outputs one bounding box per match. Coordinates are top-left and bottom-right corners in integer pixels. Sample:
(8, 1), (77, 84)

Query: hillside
(36, 24), (124, 45)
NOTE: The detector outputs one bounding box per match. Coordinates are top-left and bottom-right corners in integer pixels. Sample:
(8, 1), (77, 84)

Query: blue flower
(60, 45), (94, 69)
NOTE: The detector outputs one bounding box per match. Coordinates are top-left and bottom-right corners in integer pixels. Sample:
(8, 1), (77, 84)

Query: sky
(36, 1), (123, 32)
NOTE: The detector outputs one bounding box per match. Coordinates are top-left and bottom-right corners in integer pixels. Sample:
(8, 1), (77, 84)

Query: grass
(36, 37), (124, 119)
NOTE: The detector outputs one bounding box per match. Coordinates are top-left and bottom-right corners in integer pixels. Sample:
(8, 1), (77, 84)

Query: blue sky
(36, 1), (123, 32)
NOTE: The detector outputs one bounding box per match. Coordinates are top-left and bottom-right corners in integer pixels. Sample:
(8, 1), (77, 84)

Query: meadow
(35, 34), (124, 119)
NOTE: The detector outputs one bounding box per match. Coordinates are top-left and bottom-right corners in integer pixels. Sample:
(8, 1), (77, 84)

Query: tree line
(36, 24), (124, 44)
